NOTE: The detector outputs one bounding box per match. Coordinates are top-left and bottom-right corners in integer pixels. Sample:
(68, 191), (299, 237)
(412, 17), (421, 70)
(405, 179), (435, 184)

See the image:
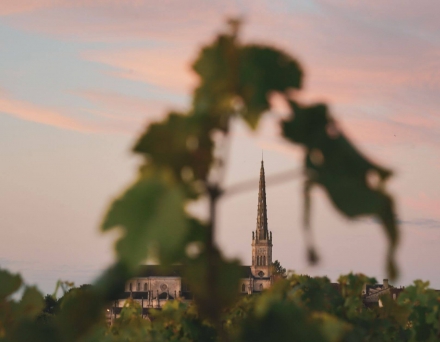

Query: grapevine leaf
(0, 268), (22, 299)
(184, 245), (241, 323)
(377, 294), (410, 327)
(282, 101), (399, 279)
(192, 22), (303, 131)
(192, 31), (239, 131)
(15, 286), (44, 318)
(238, 45), (303, 128)
(101, 169), (188, 268)
(134, 112), (214, 183)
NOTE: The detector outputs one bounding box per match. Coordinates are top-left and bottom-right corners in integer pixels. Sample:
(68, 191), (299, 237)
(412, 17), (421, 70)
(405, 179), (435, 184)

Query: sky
(1, 0), (440, 295)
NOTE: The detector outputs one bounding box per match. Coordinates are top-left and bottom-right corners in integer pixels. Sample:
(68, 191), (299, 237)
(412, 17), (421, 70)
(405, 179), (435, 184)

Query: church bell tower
(251, 159), (273, 278)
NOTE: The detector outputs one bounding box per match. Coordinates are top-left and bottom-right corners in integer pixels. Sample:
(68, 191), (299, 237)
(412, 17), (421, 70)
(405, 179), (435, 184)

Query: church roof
(112, 291), (192, 301)
(133, 264), (258, 279)
(136, 265), (183, 277)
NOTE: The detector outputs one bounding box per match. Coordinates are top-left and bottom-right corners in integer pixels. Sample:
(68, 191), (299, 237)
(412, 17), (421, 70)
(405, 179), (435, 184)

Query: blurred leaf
(282, 101), (399, 279)
(184, 246), (241, 323)
(288, 275), (343, 314)
(101, 168), (188, 267)
(239, 295), (328, 342)
(134, 112), (214, 183)
(397, 280), (440, 340)
(0, 268), (22, 299)
(238, 45), (302, 128)
(15, 286), (44, 319)
(338, 273), (376, 320)
(312, 311), (351, 342)
(192, 30), (240, 131)
(378, 294), (410, 327)
(192, 21), (303, 131)
(56, 287), (105, 341)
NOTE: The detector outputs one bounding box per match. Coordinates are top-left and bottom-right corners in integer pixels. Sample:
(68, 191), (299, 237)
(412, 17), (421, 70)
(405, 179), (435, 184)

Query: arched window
(260, 284), (263, 291)
(242, 284), (246, 292)
(129, 283), (132, 291)
(144, 283), (148, 291)
(263, 256), (266, 266)
(137, 282), (140, 291)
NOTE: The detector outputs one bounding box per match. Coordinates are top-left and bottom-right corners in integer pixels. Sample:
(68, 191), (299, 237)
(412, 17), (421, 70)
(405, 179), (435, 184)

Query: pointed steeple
(251, 158), (273, 278)
(256, 159), (268, 240)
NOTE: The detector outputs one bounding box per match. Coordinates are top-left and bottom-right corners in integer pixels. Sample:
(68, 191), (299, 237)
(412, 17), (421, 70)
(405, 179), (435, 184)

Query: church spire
(251, 158), (273, 278)
(256, 159), (268, 240)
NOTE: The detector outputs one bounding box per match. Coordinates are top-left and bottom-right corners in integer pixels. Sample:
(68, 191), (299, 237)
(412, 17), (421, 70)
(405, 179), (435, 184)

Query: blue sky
(1, 0), (440, 294)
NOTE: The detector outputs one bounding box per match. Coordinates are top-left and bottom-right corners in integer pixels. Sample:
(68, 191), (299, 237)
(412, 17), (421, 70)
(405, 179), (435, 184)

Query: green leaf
(0, 268), (22, 299)
(238, 45), (302, 128)
(287, 275), (343, 314)
(378, 293), (410, 327)
(192, 30), (240, 130)
(338, 273), (376, 320)
(56, 286), (105, 341)
(15, 286), (44, 319)
(134, 112), (214, 183)
(312, 311), (351, 342)
(183, 246), (241, 323)
(240, 296), (328, 342)
(192, 21), (303, 131)
(282, 101), (399, 279)
(102, 168), (188, 267)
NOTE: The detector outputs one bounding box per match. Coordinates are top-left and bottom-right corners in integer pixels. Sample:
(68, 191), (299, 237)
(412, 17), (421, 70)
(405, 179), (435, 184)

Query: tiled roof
(136, 265), (183, 277)
(134, 264), (256, 279)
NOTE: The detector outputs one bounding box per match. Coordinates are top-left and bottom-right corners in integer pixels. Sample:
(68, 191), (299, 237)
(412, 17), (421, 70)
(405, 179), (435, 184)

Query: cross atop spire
(256, 159), (268, 240)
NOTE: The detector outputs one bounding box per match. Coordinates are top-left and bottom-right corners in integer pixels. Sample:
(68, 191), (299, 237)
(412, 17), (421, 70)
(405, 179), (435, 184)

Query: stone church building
(109, 160), (275, 319)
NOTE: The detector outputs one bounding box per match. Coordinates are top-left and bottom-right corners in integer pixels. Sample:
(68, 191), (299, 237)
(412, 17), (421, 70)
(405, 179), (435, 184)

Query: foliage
(397, 280), (440, 341)
(3, 267), (440, 341)
(0, 19), (419, 341)
(282, 102), (398, 278)
(271, 260), (287, 278)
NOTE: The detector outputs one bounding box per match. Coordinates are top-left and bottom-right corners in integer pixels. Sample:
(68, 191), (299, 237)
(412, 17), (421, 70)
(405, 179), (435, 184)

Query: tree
(42, 294), (58, 315)
(272, 260), (287, 278)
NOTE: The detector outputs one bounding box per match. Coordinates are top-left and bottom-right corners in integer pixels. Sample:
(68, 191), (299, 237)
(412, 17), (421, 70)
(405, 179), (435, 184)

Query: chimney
(383, 279), (389, 289)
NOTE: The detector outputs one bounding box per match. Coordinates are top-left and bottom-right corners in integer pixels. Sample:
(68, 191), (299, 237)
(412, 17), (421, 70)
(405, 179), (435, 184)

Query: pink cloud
(0, 0), (62, 16)
(0, 94), (134, 135)
(82, 48), (197, 94)
(0, 96), (84, 130)
(1, 1), (238, 43)
(2, 0), (440, 151)
(75, 89), (173, 121)
(5, 0), (439, 107)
